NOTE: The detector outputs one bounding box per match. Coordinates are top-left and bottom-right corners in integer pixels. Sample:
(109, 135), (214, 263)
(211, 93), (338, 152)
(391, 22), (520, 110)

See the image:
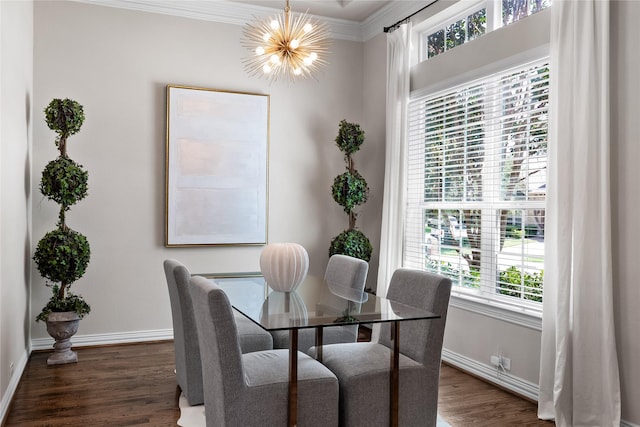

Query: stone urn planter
(45, 311), (80, 365)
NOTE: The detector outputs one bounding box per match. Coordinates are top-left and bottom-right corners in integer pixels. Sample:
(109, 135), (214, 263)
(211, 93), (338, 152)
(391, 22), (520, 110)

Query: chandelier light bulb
(263, 64), (272, 73)
(294, 67), (302, 75)
(270, 54), (280, 64)
(303, 23), (313, 33)
(270, 20), (279, 30)
(256, 46), (265, 55)
(310, 52), (318, 61)
(290, 39), (300, 50)
(303, 56), (313, 66)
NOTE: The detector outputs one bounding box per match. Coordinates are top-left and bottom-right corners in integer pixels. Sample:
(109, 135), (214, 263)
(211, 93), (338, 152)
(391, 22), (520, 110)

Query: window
(405, 59), (549, 316)
(503, 0), (552, 26)
(424, 7), (487, 59)
(420, 0), (551, 61)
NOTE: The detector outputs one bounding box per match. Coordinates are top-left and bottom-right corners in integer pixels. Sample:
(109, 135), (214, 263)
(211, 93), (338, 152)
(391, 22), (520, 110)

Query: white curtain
(377, 22), (411, 297)
(539, 1), (621, 425)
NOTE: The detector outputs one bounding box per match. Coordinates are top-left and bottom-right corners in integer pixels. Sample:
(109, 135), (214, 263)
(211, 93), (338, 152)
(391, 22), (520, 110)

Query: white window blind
(405, 58), (548, 316)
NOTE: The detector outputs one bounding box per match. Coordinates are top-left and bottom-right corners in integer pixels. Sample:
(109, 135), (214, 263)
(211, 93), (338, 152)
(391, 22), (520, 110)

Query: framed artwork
(165, 85), (269, 246)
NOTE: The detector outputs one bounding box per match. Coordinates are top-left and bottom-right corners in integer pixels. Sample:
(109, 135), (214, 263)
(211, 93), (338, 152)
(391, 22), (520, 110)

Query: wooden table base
(391, 321), (400, 427)
(288, 329), (298, 427)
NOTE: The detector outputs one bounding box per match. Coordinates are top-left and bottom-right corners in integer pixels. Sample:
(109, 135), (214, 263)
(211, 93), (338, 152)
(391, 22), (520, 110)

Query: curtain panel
(538, 1), (621, 425)
(377, 22), (412, 296)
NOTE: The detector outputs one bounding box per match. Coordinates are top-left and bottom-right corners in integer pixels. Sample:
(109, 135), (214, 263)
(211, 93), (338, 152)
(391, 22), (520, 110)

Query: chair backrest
(163, 259), (204, 405)
(324, 254), (369, 300)
(378, 268), (452, 367)
(189, 275), (245, 424)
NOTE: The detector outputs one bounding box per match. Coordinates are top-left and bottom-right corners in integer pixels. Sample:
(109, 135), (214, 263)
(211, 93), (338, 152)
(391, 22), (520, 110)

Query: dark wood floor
(3, 341), (553, 426)
(438, 363), (553, 427)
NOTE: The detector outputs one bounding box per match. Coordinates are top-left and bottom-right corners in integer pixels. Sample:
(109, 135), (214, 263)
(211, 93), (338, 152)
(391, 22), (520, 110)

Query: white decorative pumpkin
(260, 243), (309, 292)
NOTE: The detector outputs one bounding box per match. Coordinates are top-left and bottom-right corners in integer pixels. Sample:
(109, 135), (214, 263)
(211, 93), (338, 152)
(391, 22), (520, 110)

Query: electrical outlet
(501, 356), (511, 371)
(490, 355), (511, 371)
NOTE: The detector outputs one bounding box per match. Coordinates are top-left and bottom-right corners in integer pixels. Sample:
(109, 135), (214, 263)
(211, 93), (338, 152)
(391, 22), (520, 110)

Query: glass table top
(196, 273), (440, 331)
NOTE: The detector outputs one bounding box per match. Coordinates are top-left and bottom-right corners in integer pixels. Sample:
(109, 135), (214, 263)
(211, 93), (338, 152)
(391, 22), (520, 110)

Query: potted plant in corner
(33, 98), (91, 365)
(329, 119), (373, 263)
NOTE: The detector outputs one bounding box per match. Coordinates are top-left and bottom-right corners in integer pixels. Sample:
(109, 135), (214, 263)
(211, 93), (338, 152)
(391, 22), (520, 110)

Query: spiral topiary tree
(33, 98), (91, 323)
(329, 120), (373, 262)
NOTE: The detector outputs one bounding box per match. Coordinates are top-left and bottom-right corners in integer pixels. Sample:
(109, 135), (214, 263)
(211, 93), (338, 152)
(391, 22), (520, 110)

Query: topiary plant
(331, 170), (369, 213)
(34, 98), (91, 322)
(329, 229), (373, 261)
(329, 120), (372, 262)
(40, 156), (88, 209)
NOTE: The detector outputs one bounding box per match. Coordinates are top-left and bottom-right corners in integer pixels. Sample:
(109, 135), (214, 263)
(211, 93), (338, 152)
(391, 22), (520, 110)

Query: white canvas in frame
(166, 85), (269, 246)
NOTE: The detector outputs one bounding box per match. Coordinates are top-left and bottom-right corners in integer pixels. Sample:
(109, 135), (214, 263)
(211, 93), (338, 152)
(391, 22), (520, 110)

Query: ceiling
(229, 0), (394, 22)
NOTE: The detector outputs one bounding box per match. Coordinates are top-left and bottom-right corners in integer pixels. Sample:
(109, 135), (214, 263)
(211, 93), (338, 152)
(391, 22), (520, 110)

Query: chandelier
(242, 0), (329, 83)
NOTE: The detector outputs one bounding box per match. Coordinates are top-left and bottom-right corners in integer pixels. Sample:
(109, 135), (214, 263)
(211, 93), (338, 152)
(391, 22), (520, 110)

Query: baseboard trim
(0, 348), (30, 426)
(622, 420), (639, 427)
(30, 329), (174, 351)
(442, 348), (539, 401)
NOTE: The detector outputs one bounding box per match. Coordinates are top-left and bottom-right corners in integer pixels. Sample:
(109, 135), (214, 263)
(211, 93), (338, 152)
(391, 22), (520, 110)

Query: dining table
(196, 272), (440, 427)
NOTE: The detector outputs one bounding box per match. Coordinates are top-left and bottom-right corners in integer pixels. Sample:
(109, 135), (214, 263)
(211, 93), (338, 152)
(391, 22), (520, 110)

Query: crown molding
(72, 0), (364, 41)
(361, 0), (425, 41)
(71, 0), (426, 42)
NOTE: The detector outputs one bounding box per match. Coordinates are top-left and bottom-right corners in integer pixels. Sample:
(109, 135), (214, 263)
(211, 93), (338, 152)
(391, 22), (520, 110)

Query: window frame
(405, 57), (549, 330)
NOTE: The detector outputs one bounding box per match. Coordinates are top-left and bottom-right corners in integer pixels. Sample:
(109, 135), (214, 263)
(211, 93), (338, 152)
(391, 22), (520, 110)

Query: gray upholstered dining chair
(271, 254), (369, 353)
(163, 259), (273, 406)
(189, 275), (339, 427)
(309, 268), (452, 427)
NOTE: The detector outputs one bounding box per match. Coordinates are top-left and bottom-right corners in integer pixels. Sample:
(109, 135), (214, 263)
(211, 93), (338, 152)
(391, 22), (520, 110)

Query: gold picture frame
(165, 85), (269, 246)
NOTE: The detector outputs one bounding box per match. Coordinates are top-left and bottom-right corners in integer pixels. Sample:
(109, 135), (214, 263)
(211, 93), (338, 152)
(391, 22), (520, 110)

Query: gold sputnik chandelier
(242, 0), (329, 83)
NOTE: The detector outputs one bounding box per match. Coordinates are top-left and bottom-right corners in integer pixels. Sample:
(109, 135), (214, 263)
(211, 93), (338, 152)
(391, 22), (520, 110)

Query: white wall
(611, 2), (640, 424)
(31, 1), (368, 340)
(0, 0), (33, 417)
(360, 31), (387, 293)
(10, 1), (640, 426)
